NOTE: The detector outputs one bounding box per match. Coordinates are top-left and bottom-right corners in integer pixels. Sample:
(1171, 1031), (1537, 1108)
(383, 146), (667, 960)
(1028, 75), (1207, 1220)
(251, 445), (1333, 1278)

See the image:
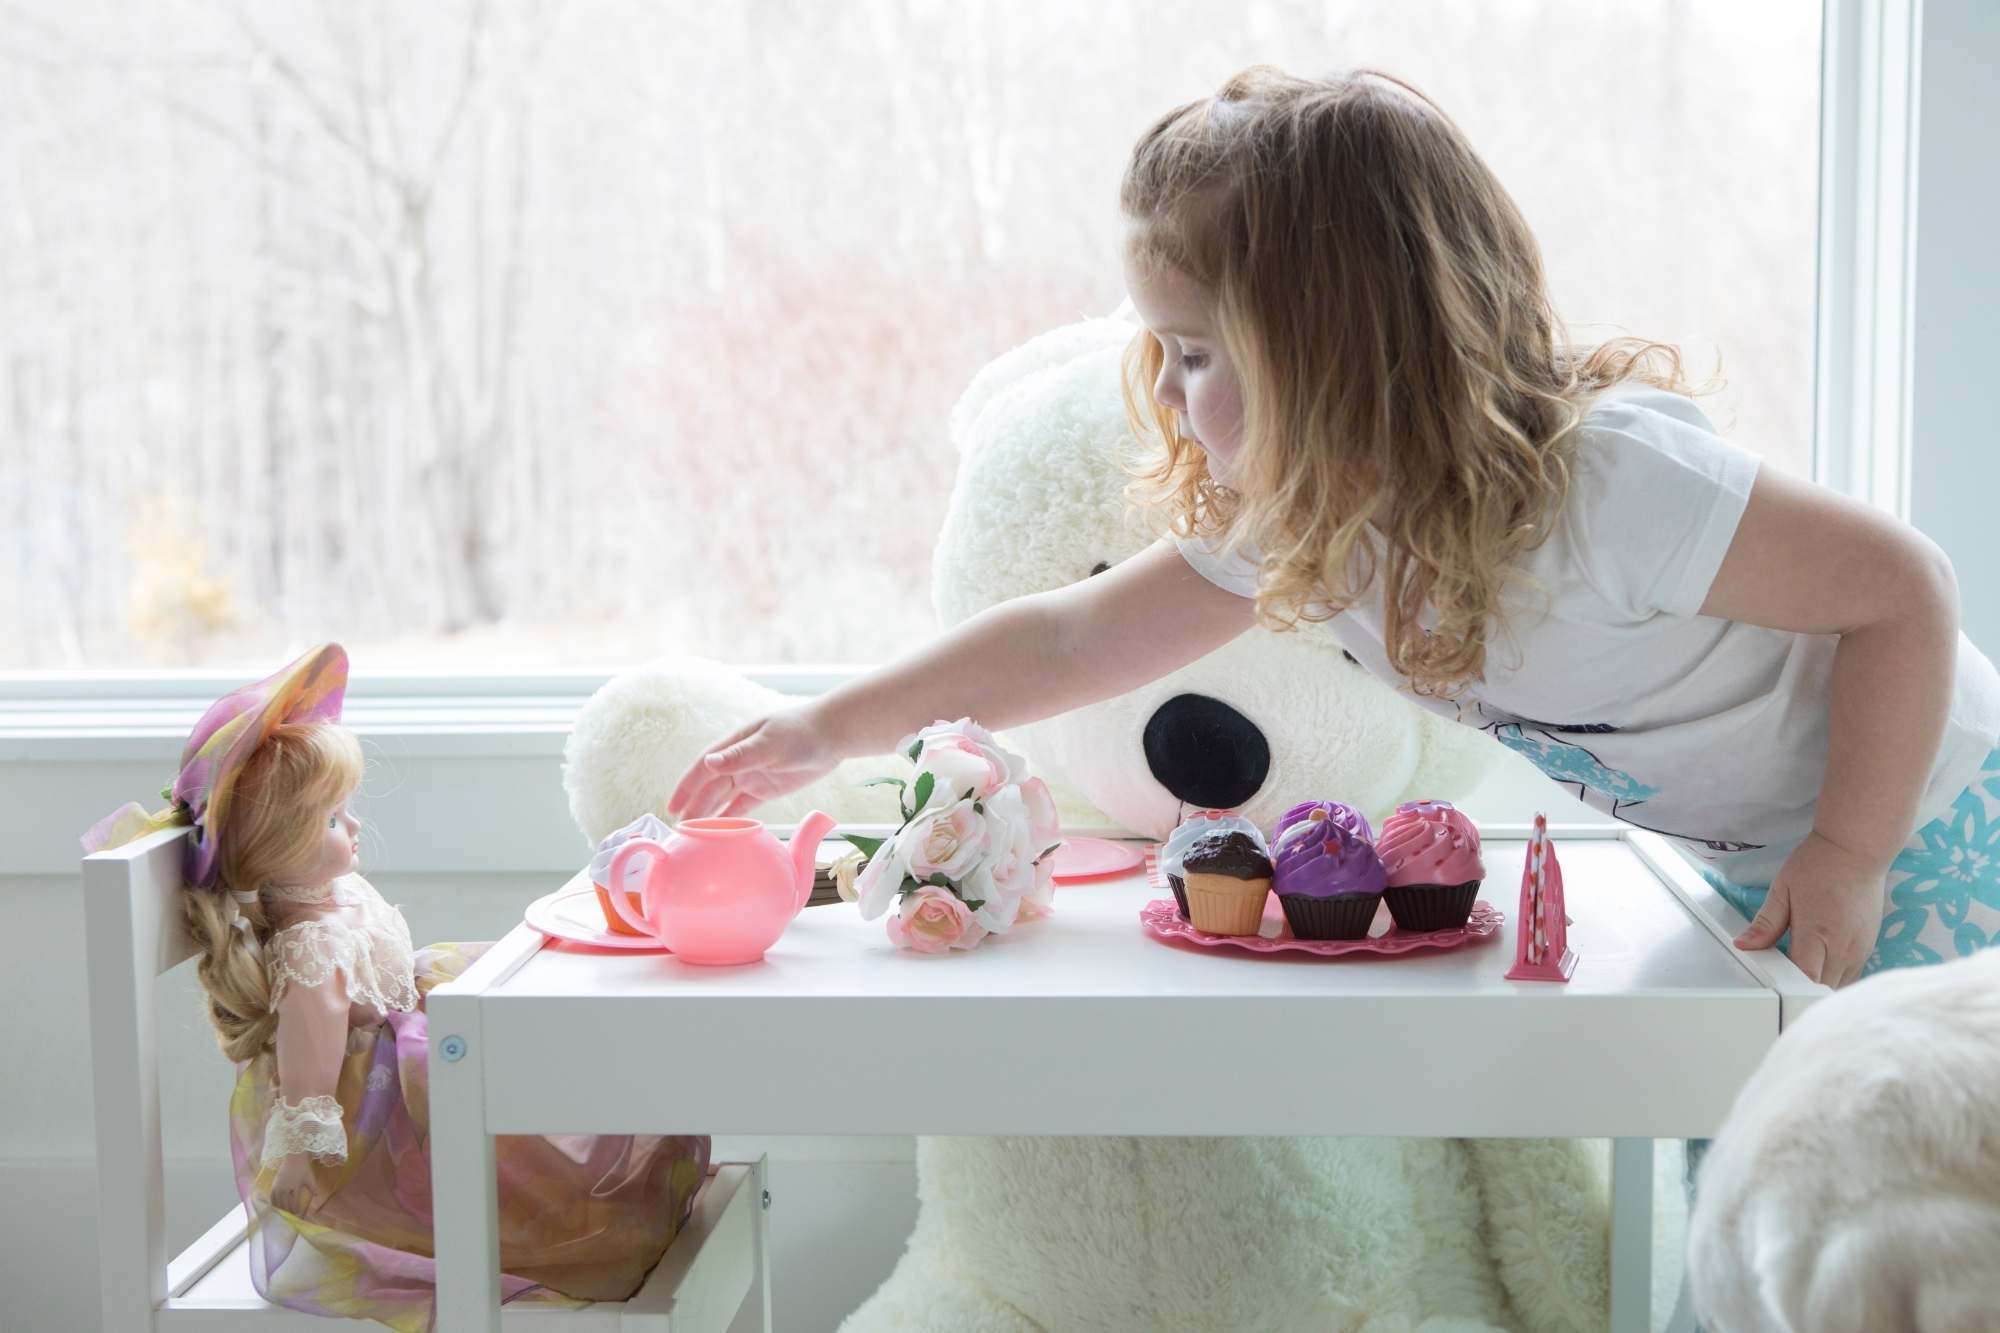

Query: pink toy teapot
(605, 812), (837, 965)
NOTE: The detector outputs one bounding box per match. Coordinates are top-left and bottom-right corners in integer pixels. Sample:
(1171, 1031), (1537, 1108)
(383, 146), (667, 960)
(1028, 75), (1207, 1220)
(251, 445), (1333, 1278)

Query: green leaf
(1032, 840), (1064, 864)
(906, 738), (923, 762)
(927, 873), (953, 889)
(860, 776), (907, 792)
(962, 898), (985, 911)
(842, 832), (887, 859)
(912, 771), (935, 812)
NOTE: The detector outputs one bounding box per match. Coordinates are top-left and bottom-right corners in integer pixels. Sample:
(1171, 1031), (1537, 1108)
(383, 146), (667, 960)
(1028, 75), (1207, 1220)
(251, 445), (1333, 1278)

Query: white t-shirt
(1178, 386), (2000, 886)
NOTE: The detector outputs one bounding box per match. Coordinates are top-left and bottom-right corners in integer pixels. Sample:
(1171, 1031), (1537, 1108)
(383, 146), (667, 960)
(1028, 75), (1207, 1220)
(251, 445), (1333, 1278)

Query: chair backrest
(83, 826), (199, 1331)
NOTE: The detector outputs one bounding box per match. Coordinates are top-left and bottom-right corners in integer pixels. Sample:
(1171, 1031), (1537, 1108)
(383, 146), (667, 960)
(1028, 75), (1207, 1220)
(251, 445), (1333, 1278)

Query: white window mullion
(1815, 0), (1922, 515)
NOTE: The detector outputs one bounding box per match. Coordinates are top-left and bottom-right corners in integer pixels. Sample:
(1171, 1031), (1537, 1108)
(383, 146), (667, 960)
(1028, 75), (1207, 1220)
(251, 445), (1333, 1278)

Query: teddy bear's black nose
(1142, 694), (1271, 811)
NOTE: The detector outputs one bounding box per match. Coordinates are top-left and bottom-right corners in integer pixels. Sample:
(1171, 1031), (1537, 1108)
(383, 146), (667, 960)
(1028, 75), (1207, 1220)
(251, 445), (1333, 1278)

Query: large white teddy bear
(565, 319), (1644, 1331)
(1688, 946), (2000, 1330)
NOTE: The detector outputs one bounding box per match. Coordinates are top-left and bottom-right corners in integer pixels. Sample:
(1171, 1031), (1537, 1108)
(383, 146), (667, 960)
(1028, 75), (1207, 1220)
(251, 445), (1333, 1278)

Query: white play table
(429, 823), (1825, 1332)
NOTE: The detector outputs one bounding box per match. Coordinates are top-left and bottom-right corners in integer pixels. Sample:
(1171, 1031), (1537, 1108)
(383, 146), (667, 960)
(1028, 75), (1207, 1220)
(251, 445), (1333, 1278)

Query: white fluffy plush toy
(564, 319), (1652, 1331)
(1687, 946), (2000, 1332)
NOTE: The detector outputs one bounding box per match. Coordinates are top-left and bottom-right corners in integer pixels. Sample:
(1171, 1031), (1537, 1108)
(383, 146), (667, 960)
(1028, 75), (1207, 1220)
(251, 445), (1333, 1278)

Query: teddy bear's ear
(949, 318), (1139, 455)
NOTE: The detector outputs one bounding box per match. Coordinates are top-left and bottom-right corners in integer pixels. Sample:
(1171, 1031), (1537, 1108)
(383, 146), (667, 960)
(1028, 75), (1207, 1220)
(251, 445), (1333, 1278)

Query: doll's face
(289, 801), (360, 885)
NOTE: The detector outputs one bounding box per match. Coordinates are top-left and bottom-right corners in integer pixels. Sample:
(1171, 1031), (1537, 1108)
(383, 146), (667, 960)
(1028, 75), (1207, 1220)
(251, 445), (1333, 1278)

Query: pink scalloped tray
(1139, 896), (1504, 957)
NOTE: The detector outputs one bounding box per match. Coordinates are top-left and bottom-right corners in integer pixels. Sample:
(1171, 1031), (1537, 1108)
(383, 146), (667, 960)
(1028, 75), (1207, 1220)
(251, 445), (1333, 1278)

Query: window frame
(4, 1), (1938, 876)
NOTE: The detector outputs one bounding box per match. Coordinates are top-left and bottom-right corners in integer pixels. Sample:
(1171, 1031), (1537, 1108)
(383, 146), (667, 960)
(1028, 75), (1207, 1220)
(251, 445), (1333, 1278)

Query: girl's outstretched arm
(1701, 468), (1960, 986)
(669, 538), (1257, 819)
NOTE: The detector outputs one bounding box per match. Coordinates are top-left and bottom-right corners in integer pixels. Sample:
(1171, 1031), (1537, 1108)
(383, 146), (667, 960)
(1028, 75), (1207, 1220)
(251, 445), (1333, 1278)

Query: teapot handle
(604, 839), (666, 937)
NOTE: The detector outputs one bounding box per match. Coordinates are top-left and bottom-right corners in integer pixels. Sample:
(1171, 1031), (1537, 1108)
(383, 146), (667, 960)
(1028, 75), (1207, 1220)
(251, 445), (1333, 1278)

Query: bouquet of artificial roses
(834, 719), (1062, 953)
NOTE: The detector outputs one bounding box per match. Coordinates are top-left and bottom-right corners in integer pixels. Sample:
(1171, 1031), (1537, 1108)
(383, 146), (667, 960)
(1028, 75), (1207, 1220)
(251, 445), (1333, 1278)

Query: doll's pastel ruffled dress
(234, 874), (709, 1332)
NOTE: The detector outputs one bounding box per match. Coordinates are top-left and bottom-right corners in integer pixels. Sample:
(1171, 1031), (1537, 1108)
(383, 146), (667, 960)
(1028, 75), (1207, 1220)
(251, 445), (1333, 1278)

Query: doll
(84, 644), (709, 1332)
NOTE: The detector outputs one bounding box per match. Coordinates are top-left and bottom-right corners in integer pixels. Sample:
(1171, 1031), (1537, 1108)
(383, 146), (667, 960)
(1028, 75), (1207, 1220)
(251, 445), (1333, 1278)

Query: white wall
(1910, 0), (2000, 655)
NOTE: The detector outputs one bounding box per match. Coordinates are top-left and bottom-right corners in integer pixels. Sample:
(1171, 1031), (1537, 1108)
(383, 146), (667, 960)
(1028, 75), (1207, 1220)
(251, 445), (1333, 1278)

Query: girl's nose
(1153, 367), (1184, 412)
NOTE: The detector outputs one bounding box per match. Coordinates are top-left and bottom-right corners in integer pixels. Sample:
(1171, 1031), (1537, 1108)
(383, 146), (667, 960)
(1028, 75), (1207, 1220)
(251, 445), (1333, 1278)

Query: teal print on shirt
(1480, 717), (1660, 801)
(1472, 705), (1763, 852)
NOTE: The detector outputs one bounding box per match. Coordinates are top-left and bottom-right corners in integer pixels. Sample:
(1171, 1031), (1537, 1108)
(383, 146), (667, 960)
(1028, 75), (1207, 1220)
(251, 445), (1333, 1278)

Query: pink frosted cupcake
(1377, 800), (1485, 932)
(1271, 801), (1386, 940)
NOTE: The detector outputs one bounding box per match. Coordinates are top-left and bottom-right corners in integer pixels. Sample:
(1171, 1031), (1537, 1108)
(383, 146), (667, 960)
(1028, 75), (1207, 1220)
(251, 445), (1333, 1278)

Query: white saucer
(523, 883), (669, 951)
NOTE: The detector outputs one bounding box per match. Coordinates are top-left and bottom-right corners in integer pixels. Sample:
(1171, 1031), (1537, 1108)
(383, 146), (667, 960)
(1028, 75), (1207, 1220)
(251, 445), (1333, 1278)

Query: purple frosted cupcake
(1271, 803), (1387, 940)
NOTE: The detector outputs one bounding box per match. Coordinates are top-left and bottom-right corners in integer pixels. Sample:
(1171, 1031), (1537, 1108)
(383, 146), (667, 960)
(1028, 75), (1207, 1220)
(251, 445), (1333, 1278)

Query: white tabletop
(464, 831), (1792, 1139)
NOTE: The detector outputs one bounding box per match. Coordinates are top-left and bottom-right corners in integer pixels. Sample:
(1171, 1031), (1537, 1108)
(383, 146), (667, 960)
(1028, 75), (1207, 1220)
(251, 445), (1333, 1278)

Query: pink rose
(902, 719), (1027, 804)
(1019, 776), (1061, 846)
(886, 886), (988, 954)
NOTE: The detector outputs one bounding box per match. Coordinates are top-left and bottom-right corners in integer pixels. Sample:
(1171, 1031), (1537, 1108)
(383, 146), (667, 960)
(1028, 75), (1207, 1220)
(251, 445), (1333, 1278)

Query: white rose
(854, 830), (910, 921)
(904, 799), (989, 882)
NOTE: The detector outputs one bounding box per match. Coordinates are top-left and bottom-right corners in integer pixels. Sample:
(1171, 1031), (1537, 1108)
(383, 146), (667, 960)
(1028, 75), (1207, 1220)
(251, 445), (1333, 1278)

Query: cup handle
(604, 839), (663, 937)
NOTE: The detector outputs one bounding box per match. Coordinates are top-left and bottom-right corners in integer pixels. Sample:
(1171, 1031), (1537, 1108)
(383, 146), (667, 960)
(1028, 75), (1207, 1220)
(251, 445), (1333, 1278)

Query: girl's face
(291, 802), (360, 886)
(1122, 244), (1246, 485)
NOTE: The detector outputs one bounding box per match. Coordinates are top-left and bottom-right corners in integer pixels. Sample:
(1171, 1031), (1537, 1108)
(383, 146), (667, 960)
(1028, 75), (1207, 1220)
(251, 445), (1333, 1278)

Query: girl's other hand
(270, 1154), (322, 1217)
(1733, 831), (1889, 987)
(666, 705), (840, 821)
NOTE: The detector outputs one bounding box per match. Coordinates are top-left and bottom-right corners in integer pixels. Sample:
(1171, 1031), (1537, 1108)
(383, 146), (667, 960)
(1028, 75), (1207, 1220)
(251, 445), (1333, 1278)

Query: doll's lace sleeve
(260, 1094), (347, 1166)
(265, 925), (355, 1166)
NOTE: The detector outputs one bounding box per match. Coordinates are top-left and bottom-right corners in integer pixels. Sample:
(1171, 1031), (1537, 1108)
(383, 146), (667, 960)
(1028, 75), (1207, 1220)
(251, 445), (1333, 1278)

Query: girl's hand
(666, 704), (841, 821)
(270, 1153), (322, 1217)
(1733, 831), (1888, 987)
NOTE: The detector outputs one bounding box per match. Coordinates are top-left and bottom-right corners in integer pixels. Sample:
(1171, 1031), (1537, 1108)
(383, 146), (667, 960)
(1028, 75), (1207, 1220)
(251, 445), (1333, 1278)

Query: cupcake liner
(1167, 872), (1190, 920)
(1278, 892), (1381, 941)
(1383, 880), (1481, 933)
(593, 882), (646, 937)
(1185, 874), (1271, 936)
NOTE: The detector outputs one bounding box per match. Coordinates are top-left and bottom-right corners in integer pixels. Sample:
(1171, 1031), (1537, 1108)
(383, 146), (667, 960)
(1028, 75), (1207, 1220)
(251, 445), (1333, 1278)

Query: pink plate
(524, 884), (669, 952)
(1050, 836), (1147, 882)
(1139, 896), (1504, 957)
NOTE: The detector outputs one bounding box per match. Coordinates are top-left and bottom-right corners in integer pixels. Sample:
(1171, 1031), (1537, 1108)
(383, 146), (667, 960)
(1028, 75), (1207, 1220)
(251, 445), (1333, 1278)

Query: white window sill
(2, 667), (869, 878)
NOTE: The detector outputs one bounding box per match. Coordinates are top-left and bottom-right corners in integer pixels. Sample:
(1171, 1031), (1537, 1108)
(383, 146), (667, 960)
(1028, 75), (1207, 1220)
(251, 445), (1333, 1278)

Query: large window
(2, 1), (1820, 671)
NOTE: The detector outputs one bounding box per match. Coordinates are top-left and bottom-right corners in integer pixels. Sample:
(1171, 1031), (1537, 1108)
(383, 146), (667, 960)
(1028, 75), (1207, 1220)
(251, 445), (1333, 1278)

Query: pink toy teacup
(605, 812), (836, 965)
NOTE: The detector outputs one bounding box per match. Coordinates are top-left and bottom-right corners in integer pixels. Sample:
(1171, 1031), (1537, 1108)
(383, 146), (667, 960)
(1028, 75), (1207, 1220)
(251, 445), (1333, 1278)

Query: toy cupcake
(1177, 828), (1275, 935)
(1161, 811), (1261, 920)
(587, 812), (671, 936)
(1272, 805), (1387, 939)
(1377, 799), (1485, 931)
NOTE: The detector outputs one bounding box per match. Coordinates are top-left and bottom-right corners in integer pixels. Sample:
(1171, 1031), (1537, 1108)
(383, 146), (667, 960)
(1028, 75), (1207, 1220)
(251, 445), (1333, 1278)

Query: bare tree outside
(0, 0), (1820, 671)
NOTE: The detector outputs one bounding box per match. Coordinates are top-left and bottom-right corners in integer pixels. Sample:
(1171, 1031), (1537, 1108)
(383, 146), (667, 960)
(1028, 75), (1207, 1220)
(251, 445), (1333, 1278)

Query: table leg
(430, 991), (502, 1333)
(1610, 1137), (1655, 1333)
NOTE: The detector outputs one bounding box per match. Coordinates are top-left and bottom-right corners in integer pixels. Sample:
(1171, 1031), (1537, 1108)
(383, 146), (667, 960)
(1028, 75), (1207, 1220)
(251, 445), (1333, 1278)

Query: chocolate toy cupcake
(1178, 829), (1274, 936)
(1377, 800), (1485, 932)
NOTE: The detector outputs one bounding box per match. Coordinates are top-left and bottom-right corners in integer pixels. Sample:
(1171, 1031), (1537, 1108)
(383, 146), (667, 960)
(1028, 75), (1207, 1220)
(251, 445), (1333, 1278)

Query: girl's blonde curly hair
(1121, 66), (1696, 697)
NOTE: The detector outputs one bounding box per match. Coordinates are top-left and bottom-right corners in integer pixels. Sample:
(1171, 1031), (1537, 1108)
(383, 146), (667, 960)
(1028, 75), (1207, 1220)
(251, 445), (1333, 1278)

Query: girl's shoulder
(1576, 383), (1720, 445)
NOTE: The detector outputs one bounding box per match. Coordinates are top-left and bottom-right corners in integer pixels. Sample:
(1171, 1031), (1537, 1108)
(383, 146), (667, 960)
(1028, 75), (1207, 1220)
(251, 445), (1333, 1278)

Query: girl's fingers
(1787, 932), (1828, 984)
(667, 721), (762, 815)
(1733, 895), (1790, 950)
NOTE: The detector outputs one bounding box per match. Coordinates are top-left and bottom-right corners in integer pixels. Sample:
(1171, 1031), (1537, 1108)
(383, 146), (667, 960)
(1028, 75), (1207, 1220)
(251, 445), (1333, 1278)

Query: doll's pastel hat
(81, 643), (349, 888)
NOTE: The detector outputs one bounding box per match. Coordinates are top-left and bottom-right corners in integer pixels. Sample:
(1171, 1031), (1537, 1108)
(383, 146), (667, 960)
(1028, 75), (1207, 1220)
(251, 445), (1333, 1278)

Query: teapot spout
(789, 811), (838, 912)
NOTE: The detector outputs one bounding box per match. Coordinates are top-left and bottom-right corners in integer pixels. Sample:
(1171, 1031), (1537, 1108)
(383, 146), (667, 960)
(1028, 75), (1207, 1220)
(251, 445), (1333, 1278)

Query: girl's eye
(328, 813), (340, 829)
(1181, 352), (1209, 371)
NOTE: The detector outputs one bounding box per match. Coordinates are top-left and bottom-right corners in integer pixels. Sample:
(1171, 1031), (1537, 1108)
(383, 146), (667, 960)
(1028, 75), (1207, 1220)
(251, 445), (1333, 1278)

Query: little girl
(669, 66), (2000, 990)
(86, 644), (709, 1332)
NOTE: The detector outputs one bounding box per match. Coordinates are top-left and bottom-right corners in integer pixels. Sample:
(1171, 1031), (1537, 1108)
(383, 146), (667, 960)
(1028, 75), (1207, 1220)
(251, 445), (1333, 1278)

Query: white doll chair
(85, 826), (771, 1331)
